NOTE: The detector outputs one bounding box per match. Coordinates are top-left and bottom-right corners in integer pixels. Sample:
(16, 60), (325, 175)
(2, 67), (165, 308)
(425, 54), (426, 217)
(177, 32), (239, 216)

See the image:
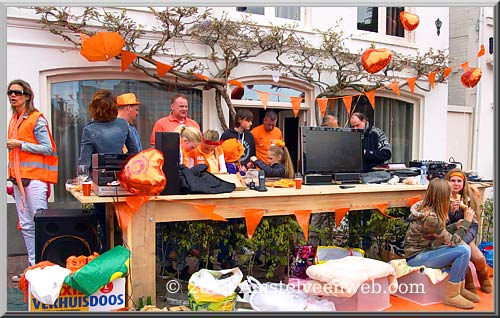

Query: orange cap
(117, 93), (141, 107)
(221, 138), (244, 163)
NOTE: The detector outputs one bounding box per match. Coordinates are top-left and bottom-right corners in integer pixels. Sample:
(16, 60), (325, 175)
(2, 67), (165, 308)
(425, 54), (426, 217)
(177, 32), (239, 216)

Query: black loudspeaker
(155, 132), (181, 195)
(304, 174), (333, 185)
(35, 209), (99, 267)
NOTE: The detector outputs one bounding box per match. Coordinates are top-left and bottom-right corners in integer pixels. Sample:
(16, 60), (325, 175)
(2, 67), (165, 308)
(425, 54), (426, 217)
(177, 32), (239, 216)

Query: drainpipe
(471, 7), (483, 172)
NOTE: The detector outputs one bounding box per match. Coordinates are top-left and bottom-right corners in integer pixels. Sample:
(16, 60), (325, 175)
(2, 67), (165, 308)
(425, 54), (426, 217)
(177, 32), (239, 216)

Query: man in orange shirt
(251, 110), (283, 164)
(149, 93), (200, 145)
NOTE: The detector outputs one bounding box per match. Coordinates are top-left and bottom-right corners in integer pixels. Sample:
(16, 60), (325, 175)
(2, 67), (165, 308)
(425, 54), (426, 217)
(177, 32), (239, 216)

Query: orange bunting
(120, 50), (138, 72)
(342, 96), (353, 115)
(256, 91), (270, 110)
(365, 90), (376, 109)
(461, 62), (469, 72)
(376, 203), (399, 219)
(477, 44), (485, 57)
(114, 202), (136, 233)
(228, 79), (244, 88)
(156, 61), (173, 77)
(194, 73), (209, 81)
(407, 195), (421, 207)
(126, 195), (151, 211)
(428, 71), (436, 89)
(335, 208), (350, 229)
(244, 208), (265, 239)
(290, 96), (302, 117)
(443, 67), (452, 78)
(316, 98), (328, 118)
(388, 82), (400, 96)
(407, 77), (416, 94)
(294, 210), (312, 242)
(192, 203), (227, 221)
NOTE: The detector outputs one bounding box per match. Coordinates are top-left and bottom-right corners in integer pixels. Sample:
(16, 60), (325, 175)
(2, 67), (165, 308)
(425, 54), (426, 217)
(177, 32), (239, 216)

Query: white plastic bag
(25, 265), (71, 305)
(188, 267), (243, 301)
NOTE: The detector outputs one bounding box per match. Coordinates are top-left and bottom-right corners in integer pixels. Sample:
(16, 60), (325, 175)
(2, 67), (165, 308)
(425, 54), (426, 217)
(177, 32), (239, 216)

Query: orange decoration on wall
(194, 73), (209, 81)
(121, 50), (138, 72)
(80, 32), (125, 62)
(461, 62), (469, 72)
(316, 98), (328, 118)
(244, 208), (266, 239)
(399, 11), (420, 31)
(294, 210), (312, 242)
(228, 79), (244, 88)
(119, 148), (166, 195)
(407, 77), (416, 94)
(477, 44), (485, 57)
(388, 82), (400, 96)
(461, 68), (482, 88)
(335, 208), (350, 229)
(428, 71), (436, 89)
(290, 96), (302, 117)
(256, 91), (270, 110)
(365, 90), (376, 109)
(156, 61), (173, 77)
(361, 48), (392, 74)
(443, 67), (452, 78)
(342, 96), (353, 115)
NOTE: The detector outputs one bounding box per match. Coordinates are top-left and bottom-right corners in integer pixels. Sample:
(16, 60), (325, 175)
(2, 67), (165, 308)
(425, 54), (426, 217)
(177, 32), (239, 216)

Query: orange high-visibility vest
(8, 111), (58, 184)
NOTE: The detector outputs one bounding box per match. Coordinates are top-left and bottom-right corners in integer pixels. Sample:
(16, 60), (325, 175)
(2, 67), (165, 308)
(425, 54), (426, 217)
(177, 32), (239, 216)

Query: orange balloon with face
(399, 11), (420, 31)
(461, 68), (482, 88)
(361, 48), (392, 74)
(119, 148), (166, 195)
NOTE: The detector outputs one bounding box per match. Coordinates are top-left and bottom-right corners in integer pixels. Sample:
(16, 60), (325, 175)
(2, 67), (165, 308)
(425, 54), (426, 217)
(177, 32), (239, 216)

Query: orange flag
(114, 202), (136, 233)
(335, 207), (350, 229)
(365, 90), (375, 109)
(388, 82), (400, 96)
(407, 77), (416, 94)
(126, 195), (151, 211)
(290, 96), (302, 117)
(477, 44), (485, 57)
(120, 50), (138, 72)
(443, 67), (452, 78)
(461, 62), (469, 72)
(80, 33), (90, 43)
(256, 91), (270, 110)
(192, 203), (227, 221)
(156, 61), (173, 77)
(428, 71), (436, 89)
(294, 210), (312, 242)
(407, 195), (421, 207)
(228, 79), (244, 88)
(244, 208), (266, 239)
(376, 203), (399, 219)
(194, 73), (209, 81)
(316, 98), (328, 118)
(342, 96), (353, 115)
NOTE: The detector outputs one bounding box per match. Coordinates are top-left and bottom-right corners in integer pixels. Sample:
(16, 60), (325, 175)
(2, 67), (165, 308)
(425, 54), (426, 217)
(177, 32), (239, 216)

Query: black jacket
(361, 122), (392, 172)
(253, 160), (285, 178)
(179, 164), (235, 194)
(220, 128), (256, 166)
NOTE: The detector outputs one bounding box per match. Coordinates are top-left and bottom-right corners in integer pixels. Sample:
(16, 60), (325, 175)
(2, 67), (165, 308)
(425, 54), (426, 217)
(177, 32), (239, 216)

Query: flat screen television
(299, 126), (364, 176)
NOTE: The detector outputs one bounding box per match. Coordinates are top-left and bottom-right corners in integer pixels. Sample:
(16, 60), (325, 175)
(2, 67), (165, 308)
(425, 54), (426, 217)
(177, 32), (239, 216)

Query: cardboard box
(29, 278), (125, 311)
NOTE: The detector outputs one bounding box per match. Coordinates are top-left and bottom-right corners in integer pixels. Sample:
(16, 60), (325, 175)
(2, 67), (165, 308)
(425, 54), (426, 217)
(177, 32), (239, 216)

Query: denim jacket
(78, 118), (140, 173)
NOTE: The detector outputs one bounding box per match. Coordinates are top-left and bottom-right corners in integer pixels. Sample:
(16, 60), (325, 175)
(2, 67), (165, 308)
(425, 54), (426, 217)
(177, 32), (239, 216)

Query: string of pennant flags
(113, 194), (423, 242)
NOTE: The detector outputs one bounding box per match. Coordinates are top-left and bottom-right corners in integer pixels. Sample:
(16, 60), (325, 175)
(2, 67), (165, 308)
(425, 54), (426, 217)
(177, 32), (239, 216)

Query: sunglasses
(7, 90), (25, 97)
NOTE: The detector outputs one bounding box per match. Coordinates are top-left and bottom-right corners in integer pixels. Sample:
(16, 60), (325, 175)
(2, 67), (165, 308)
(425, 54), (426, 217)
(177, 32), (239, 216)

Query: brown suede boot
(464, 267), (478, 294)
(477, 268), (493, 294)
(460, 280), (480, 303)
(444, 281), (475, 309)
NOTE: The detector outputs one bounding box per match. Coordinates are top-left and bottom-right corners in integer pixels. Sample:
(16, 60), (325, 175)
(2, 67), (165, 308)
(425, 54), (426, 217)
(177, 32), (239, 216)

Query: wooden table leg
(106, 203), (115, 248)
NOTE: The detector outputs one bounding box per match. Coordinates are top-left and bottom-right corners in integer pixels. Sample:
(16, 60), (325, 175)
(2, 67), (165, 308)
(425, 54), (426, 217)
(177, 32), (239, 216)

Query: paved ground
(6, 255), (30, 312)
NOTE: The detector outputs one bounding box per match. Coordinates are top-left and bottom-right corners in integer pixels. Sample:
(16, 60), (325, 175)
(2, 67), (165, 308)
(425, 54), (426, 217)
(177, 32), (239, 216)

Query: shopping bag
(290, 245), (317, 279)
(478, 241), (493, 267)
(315, 245), (364, 264)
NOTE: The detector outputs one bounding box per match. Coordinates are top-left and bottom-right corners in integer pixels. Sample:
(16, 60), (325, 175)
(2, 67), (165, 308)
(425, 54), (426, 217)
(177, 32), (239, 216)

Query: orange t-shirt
(188, 145), (226, 173)
(251, 125), (283, 164)
(149, 113), (200, 145)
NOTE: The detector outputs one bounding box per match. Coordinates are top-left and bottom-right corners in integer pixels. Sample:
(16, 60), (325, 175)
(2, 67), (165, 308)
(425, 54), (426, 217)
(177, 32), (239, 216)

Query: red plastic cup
(82, 182), (92, 196)
(295, 178), (302, 189)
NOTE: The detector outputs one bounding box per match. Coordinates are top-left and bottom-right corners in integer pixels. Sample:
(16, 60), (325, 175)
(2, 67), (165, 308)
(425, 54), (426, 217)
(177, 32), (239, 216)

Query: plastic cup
(82, 182), (92, 196)
(295, 178), (302, 189)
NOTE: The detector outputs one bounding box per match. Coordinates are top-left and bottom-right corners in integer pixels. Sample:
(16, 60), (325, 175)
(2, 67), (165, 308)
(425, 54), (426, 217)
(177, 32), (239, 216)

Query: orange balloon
(361, 48), (392, 74)
(399, 11), (420, 32)
(461, 68), (482, 88)
(119, 148), (166, 195)
(231, 86), (244, 99)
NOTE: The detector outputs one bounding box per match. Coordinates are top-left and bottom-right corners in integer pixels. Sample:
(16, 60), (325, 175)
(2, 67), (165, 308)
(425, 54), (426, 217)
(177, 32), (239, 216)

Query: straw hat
(117, 93), (141, 107)
(221, 138), (245, 163)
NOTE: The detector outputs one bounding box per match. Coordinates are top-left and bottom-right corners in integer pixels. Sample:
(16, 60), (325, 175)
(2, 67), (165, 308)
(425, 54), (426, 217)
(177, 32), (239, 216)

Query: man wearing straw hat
(117, 93), (142, 152)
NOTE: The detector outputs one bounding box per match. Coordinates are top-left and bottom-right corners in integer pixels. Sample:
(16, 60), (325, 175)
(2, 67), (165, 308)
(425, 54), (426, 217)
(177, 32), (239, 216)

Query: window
(237, 7), (301, 20)
(51, 79), (202, 202)
(231, 83), (304, 102)
(357, 6), (405, 38)
(329, 96), (413, 165)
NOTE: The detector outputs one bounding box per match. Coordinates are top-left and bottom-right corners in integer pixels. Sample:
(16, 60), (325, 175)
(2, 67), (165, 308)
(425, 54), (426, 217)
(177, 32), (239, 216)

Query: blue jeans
(407, 244), (471, 283)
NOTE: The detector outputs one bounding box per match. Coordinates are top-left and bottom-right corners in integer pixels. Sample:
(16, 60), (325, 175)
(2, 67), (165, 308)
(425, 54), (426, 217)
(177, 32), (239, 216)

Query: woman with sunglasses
(7, 79), (58, 273)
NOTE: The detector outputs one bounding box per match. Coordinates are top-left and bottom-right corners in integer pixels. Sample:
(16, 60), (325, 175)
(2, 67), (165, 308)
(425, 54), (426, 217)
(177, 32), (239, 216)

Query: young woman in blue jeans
(403, 178), (479, 309)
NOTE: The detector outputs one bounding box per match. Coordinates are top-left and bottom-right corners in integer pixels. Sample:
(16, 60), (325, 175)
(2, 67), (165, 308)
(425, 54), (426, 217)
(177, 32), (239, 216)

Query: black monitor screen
(300, 127), (363, 175)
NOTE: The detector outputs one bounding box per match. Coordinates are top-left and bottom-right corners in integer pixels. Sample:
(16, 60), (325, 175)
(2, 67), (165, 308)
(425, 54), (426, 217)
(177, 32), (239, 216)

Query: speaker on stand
(35, 209), (100, 267)
(155, 132), (181, 195)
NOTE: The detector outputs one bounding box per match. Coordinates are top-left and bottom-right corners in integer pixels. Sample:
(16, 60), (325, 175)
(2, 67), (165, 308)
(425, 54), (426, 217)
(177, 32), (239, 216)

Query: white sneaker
(241, 247), (255, 255)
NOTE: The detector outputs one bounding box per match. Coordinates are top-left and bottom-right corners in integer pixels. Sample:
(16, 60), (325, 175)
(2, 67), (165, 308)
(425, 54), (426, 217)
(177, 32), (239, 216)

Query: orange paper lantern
(461, 68), (482, 88)
(399, 11), (420, 32)
(119, 148), (166, 195)
(361, 48), (392, 74)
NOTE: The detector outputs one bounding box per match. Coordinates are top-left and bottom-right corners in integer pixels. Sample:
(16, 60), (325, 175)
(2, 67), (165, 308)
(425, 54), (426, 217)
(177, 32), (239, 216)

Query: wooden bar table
(69, 181), (491, 306)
